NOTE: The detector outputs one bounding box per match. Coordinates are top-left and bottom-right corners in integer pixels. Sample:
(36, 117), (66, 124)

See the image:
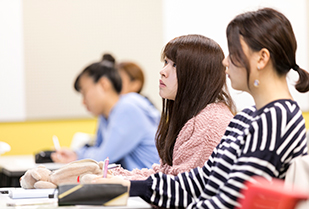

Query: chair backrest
(70, 132), (95, 150)
(285, 155), (309, 209)
(0, 141), (11, 155)
(238, 176), (309, 209)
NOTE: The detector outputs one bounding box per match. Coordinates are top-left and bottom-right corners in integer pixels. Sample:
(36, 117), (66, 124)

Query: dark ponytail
(293, 65), (309, 93)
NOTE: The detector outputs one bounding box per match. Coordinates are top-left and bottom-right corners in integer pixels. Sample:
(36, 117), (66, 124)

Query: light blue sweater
(75, 93), (161, 171)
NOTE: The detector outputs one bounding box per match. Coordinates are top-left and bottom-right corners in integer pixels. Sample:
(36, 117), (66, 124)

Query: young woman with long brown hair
(103, 34), (235, 179)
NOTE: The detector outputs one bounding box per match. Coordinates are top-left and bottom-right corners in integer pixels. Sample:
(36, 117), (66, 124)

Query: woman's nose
(160, 67), (167, 78)
(222, 57), (228, 67)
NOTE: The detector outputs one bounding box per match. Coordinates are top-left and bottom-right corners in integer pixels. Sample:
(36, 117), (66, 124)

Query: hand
(92, 176), (130, 188)
(51, 148), (77, 163)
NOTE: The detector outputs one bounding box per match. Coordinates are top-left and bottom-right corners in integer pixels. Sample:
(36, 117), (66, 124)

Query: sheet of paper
(6, 198), (57, 207)
(6, 188), (57, 199)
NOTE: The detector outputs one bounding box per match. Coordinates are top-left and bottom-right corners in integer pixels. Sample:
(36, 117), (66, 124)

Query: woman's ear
(130, 80), (142, 93)
(98, 77), (111, 91)
(257, 48), (270, 70)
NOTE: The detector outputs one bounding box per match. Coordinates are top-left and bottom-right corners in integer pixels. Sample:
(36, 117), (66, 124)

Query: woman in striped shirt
(95, 8), (309, 208)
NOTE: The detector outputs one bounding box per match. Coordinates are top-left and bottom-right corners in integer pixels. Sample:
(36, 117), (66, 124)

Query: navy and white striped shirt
(130, 99), (308, 208)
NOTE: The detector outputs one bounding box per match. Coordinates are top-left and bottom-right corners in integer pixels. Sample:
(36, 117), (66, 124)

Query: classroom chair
(285, 155), (309, 209)
(238, 176), (309, 209)
(70, 132), (95, 150)
(0, 141), (10, 155)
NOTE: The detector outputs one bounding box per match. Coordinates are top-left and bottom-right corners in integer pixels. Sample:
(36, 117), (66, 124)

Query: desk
(0, 155), (64, 187)
(0, 156), (152, 208)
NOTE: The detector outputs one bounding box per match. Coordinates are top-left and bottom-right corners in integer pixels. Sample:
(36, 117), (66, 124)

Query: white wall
(0, 0), (164, 122)
(0, 0), (308, 122)
(163, 0), (309, 111)
(22, 0), (164, 120)
(0, 0), (25, 121)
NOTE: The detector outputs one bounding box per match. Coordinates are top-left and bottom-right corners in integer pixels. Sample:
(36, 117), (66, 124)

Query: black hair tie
(292, 64), (300, 71)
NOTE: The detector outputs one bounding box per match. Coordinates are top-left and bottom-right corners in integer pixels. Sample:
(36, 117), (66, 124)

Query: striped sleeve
(130, 100), (308, 208)
(130, 166), (208, 208)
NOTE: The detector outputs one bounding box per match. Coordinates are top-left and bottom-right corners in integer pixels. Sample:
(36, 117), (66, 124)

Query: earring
(254, 66), (261, 87)
(254, 79), (260, 87)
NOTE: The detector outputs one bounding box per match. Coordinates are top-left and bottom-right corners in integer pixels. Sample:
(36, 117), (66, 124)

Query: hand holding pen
(51, 135), (77, 163)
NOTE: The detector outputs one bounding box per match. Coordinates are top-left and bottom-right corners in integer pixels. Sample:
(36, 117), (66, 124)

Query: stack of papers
(0, 188), (58, 207)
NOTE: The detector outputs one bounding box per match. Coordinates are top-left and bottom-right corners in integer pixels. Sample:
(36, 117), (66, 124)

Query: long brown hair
(226, 8), (309, 92)
(156, 34), (235, 166)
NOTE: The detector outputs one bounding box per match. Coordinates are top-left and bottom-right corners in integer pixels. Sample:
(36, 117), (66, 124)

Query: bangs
(161, 39), (179, 63)
(227, 23), (247, 68)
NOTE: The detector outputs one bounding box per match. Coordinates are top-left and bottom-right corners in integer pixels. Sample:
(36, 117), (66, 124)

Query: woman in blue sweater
(51, 58), (160, 171)
(96, 8), (309, 208)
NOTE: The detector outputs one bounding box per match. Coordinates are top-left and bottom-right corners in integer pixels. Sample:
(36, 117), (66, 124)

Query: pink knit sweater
(112, 102), (233, 180)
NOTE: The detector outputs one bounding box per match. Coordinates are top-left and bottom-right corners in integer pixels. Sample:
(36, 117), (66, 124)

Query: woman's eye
(163, 60), (168, 66)
(173, 63), (176, 68)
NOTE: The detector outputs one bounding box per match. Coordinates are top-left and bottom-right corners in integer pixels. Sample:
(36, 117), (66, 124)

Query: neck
(250, 72), (293, 110)
(102, 93), (120, 118)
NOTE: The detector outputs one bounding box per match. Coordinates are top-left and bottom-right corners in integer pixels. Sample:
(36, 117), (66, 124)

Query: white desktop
(0, 155), (151, 208)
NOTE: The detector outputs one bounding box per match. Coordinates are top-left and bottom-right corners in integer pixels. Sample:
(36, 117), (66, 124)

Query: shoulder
(177, 103), (233, 139)
(252, 99), (302, 127)
(194, 103), (233, 126)
(239, 100), (306, 157)
(119, 93), (141, 104)
(198, 102), (232, 116)
(119, 93), (155, 108)
(116, 93), (143, 110)
(263, 99), (301, 120)
(114, 93), (160, 120)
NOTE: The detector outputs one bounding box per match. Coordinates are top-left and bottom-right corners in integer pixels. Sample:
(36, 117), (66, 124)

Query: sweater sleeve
(111, 163), (160, 180)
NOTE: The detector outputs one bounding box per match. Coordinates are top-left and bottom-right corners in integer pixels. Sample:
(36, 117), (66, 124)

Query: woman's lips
(159, 80), (166, 87)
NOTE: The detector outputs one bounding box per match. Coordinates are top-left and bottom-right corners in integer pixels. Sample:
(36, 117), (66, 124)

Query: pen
(103, 157), (109, 178)
(53, 135), (61, 151)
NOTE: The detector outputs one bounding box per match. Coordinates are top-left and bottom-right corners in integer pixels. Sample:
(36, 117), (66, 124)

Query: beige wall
(23, 0), (163, 120)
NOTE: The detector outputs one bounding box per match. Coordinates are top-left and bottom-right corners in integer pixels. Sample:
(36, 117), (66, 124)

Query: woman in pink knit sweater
(111, 34), (235, 180)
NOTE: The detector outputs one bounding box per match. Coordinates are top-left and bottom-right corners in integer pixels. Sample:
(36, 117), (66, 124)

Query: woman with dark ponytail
(97, 8), (309, 209)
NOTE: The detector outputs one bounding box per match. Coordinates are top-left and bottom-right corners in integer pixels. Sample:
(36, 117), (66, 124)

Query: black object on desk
(35, 151), (54, 163)
(58, 183), (128, 206)
(0, 168), (24, 187)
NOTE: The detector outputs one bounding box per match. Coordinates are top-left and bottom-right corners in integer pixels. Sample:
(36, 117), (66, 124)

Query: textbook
(57, 183), (129, 206)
